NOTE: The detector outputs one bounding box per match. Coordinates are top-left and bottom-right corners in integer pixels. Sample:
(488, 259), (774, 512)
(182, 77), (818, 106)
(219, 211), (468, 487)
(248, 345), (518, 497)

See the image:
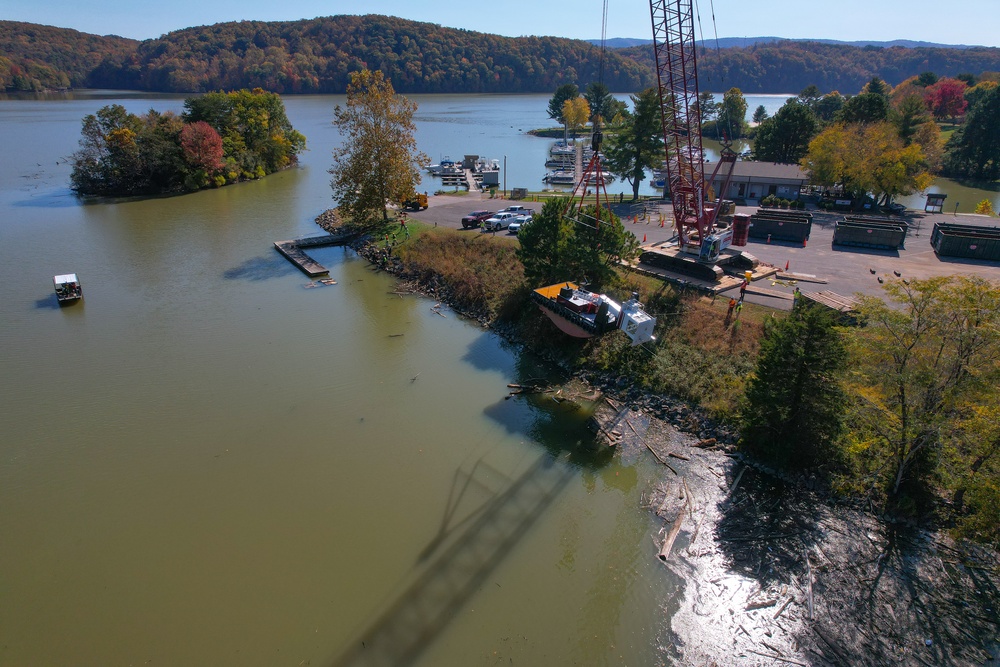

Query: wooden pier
(273, 232), (355, 277)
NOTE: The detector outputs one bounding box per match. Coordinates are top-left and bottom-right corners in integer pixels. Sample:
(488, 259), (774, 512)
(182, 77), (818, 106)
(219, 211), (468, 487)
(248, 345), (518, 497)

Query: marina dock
(273, 232), (355, 277)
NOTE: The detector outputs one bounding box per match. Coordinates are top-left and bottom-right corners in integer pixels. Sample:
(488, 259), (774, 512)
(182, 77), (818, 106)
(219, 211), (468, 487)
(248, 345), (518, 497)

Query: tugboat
(531, 282), (656, 346)
(54, 273), (83, 304)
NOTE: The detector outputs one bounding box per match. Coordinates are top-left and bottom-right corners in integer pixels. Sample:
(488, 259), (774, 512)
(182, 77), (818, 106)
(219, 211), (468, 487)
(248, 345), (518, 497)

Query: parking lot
(407, 193), (1000, 310)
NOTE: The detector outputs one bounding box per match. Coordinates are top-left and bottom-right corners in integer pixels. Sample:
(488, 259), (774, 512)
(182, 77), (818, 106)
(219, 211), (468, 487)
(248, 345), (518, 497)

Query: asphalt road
(406, 193), (1000, 310)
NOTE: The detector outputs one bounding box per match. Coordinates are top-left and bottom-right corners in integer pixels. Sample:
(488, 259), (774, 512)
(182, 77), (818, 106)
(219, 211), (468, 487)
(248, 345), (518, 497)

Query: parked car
(507, 213), (533, 234)
(461, 210), (494, 228)
(483, 211), (518, 231)
(498, 205), (533, 216)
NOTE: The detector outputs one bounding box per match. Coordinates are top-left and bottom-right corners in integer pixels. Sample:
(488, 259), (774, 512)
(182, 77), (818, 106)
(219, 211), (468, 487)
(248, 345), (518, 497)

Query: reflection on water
(0, 92), (677, 666)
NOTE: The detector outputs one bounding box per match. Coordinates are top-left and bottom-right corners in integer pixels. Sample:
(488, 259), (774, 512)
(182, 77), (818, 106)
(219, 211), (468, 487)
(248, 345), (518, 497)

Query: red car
(461, 210), (494, 229)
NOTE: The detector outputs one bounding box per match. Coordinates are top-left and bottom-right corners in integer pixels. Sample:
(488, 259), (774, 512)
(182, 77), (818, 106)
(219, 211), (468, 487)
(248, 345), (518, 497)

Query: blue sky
(2, 0), (996, 47)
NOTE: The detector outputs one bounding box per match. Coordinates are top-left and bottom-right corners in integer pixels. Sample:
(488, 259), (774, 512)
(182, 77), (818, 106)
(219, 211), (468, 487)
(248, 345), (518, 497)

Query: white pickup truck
(483, 211), (519, 231)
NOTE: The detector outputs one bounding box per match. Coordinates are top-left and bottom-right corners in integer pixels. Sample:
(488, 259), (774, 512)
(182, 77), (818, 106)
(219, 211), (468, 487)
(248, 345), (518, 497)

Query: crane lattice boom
(650, 0), (735, 252)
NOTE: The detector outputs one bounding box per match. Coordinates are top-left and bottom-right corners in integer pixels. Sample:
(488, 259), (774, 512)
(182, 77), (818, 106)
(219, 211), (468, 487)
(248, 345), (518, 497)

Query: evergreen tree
(517, 197), (639, 290)
(814, 92), (845, 122)
(714, 87), (748, 139)
(605, 87), (664, 201)
(584, 81), (623, 124)
(329, 70), (427, 230)
(942, 84), (1000, 180)
(836, 92), (890, 124)
(740, 300), (847, 468)
(751, 100), (818, 163)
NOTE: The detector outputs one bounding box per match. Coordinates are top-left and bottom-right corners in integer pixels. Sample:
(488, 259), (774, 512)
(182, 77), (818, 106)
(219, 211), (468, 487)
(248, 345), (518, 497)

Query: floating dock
(273, 232), (355, 277)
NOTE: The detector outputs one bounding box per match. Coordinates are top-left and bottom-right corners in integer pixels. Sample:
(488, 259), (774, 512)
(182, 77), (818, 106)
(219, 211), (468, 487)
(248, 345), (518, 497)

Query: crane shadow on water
(328, 451), (574, 667)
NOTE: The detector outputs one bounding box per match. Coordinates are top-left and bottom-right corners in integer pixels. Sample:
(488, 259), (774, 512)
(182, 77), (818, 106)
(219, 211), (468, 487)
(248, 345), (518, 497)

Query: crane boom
(650, 0), (736, 255)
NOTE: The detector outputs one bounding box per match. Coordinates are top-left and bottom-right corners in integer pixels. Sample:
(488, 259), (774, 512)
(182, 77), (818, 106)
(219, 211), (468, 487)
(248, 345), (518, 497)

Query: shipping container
(747, 215), (811, 243)
(931, 222), (1000, 261)
(833, 221), (906, 250)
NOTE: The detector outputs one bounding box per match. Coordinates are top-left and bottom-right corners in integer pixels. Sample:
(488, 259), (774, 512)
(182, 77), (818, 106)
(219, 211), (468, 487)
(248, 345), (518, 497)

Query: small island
(69, 88), (305, 197)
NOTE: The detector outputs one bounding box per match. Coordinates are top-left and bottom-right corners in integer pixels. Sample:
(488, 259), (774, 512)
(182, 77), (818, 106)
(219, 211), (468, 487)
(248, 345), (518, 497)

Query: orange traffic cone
(643, 234), (646, 242)
(785, 260), (789, 271)
(803, 238), (807, 247)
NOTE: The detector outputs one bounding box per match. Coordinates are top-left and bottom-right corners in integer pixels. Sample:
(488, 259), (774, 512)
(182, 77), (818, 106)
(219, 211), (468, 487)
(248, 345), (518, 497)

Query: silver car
(507, 213), (533, 234)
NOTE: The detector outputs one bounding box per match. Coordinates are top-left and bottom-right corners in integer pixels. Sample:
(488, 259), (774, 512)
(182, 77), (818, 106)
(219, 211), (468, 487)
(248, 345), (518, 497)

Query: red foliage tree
(924, 78), (969, 122)
(180, 120), (224, 172)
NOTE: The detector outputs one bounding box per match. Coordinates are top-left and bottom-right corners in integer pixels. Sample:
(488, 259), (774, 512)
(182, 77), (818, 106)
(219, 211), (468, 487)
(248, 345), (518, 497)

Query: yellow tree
(802, 122), (931, 208)
(562, 97), (590, 140)
(975, 199), (996, 215)
(847, 277), (1000, 501)
(330, 70), (428, 230)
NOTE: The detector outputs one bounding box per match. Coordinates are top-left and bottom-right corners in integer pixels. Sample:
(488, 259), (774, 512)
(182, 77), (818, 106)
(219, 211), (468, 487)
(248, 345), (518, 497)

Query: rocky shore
(318, 209), (1000, 667)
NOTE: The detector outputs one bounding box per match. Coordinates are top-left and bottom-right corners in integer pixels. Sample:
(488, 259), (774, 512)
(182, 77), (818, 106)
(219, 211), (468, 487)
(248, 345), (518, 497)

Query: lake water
(0, 92), (685, 666)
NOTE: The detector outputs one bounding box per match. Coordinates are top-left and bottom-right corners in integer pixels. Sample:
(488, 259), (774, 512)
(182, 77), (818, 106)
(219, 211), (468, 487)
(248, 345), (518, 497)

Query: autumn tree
(964, 80), (999, 110)
(180, 121), (224, 186)
(945, 403), (1000, 544)
(803, 122), (932, 208)
(751, 99), (818, 163)
(847, 277), (1000, 505)
(740, 300), (847, 469)
(70, 104), (145, 196)
(562, 97), (591, 140)
(974, 199), (995, 215)
(605, 87), (664, 201)
(912, 120), (945, 173)
(183, 88), (305, 179)
(547, 84), (579, 126)
(329, 69), (428, 230)
(924, 77), (968, 123)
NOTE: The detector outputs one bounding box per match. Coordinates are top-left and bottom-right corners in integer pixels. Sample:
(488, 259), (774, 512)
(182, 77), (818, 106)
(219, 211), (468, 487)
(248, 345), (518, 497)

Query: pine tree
(740, 301), (847, 468)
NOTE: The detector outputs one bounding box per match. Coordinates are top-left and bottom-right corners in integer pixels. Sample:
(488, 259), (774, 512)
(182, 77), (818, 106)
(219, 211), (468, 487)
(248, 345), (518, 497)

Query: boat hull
(538, 307), (594, 338)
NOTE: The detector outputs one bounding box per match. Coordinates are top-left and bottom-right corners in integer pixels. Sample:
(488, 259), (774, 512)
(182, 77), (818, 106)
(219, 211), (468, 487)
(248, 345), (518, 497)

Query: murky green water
(0, 93), (681, 666)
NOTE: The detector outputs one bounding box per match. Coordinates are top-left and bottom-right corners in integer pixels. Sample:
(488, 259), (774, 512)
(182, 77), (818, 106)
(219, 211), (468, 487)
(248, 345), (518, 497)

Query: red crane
(649, 0), (737, 259)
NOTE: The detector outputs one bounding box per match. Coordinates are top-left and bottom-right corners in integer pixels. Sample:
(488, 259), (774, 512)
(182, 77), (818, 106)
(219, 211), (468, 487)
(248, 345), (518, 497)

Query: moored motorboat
(54, 273), (82, 304)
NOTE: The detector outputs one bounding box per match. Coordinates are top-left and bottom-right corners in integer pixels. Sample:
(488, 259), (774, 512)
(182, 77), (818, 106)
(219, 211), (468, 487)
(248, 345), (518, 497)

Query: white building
(707, 161), (808, 203)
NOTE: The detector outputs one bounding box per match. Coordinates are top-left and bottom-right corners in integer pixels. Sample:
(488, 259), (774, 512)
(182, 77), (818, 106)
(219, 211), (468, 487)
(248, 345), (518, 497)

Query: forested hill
(0, 21), (137, 90)
(4, 17), (1000, 96)
(619, 40), (1000, 94)
(0, 16), (650, 94)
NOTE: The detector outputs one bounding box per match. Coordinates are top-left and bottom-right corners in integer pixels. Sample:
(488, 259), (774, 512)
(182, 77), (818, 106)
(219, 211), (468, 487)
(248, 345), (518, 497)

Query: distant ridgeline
(618, 40), (1000, 94)
(0, 16), (648, 94)
(2, 17), (1000, 95)
(70, 89), (305, 197)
